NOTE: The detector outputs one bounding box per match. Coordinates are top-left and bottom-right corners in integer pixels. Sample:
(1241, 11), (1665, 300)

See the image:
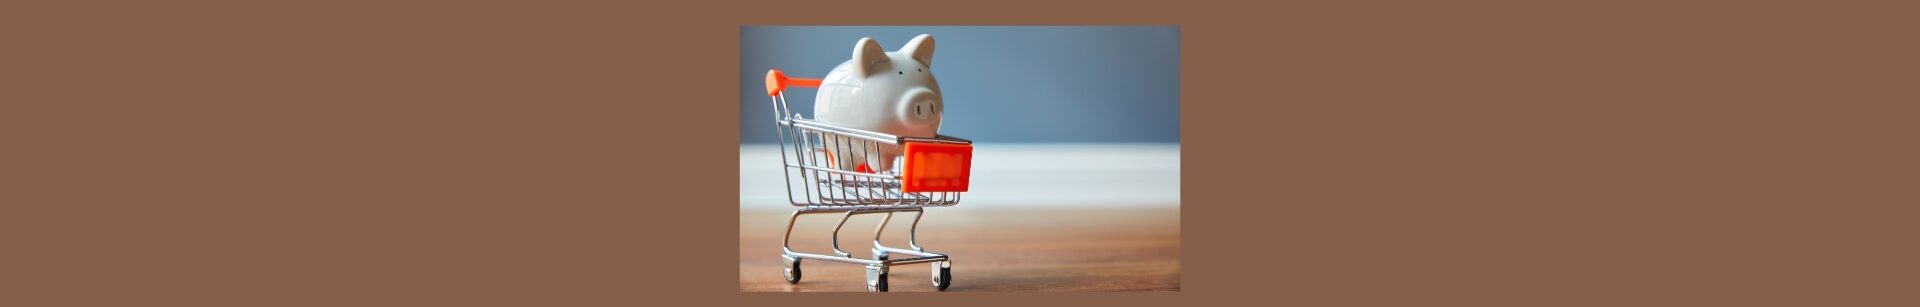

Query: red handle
(765, 69), (823, 96)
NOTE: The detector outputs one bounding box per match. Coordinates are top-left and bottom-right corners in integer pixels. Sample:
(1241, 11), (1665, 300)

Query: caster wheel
(866, 266), (889, 292)
(870, 274), (888, 292)
(782, 257), (801, 284)
(932, 262), (951, 291)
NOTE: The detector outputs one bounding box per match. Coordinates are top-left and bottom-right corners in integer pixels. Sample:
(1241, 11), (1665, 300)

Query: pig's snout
(897, 88), (942, 127)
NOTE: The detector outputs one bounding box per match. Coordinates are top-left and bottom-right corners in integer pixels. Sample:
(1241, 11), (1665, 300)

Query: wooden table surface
(740, 208), (1180, 292)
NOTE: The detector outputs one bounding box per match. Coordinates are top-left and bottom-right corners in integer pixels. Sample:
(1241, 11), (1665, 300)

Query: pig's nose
(898, 88), (941, 124)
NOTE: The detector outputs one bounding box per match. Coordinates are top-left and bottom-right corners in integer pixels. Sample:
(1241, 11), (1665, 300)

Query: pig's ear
(851, 37), (889, 76)
(900, 34), (935, 68)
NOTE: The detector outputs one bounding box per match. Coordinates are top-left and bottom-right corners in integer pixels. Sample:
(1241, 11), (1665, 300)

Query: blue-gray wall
(740, 26), (1179, 143)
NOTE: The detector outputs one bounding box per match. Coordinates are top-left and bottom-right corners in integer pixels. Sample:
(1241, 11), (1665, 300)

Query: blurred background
(739, 26), (1181, 210)
(739, 26), (1180, 291)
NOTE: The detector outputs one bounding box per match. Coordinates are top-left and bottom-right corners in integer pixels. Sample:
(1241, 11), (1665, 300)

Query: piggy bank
(814, 34), (942, 173)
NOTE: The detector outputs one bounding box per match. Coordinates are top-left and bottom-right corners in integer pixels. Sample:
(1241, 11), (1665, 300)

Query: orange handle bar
(765, 69), (823, 96)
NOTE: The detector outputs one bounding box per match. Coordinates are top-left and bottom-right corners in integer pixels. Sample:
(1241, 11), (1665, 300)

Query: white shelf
(740, 143), (1181, 210)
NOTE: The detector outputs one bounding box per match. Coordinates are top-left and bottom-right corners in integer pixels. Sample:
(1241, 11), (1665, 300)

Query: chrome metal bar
(783, 251), (947, 266)
(869, 208), (928, 253)
(780, 210), (801, 254)
(797, 206), (934, 214)
(871, 212), (893, 255)
(793, 123), (898, 145)
(791, 164), (895, 179)
(792, 119), (901, 143)
(877, 246), (940, 258)
(900, 135), (973, 145)
(870, 212), (893, 259)
(907, 209), (925, 251)
(828, 210), (857, 257)
(786, 252), (882, 266)
(773, 94), (802, 206)
(763, 73), (968, 291)
(880, 256), (947, 265)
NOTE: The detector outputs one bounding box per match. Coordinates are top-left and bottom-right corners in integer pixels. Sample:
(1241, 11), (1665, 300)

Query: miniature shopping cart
(761, 69), (974, 292)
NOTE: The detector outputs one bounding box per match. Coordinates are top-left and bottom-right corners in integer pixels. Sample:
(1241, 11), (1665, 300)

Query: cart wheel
(866, 265), (889, 292)
(931, 261), (951, 291)
(782, 256), (802, 284)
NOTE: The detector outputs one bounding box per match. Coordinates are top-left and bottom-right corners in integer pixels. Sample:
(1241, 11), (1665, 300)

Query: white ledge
(740, 143), (1181, 210)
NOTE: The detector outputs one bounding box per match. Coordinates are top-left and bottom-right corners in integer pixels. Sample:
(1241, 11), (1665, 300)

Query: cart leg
(931, 260), (951, 291)
(873, 209), (925, 254)
(865, 265), (889, 292)
(781, 211), (805, 284)
(872, 212), (893, 261)
(782, 254), (802, 284)
(780, 211), (804, 284)
(781, 211), (800, 253)
(829, 210), (858, 257)
(906, 209), (925, 251)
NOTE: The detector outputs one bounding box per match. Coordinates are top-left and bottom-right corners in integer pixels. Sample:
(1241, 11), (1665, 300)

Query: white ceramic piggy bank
(814, 34), (943, 173)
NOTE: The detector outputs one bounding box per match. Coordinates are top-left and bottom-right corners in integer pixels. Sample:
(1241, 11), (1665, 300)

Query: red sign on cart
(900, 142), (972, 193)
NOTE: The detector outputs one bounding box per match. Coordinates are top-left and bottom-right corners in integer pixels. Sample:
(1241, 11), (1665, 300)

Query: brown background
(5, 0), (1916, 306)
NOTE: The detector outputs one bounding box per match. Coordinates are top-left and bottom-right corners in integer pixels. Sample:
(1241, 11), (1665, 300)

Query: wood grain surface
(739, 208), (1180, 292)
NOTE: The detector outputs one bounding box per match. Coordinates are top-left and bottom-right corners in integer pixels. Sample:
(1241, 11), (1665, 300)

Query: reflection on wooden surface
(739, 208), (1180, 292)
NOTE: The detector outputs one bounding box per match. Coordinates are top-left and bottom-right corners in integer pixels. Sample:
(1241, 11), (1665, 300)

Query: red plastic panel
(900, 142), (972, 193)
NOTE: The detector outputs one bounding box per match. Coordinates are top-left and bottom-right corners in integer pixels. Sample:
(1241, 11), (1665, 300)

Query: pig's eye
(897, 71), (903, 75)
(917, 68), (922, 72)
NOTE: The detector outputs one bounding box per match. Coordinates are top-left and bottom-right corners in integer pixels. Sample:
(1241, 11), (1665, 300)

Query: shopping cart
(761, 69), (974, 292)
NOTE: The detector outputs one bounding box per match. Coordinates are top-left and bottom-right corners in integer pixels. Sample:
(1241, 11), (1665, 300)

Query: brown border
(6, 1), (1917, 306)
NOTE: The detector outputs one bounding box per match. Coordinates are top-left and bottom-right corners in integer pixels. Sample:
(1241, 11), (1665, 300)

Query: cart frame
(762, 69), (969, 292)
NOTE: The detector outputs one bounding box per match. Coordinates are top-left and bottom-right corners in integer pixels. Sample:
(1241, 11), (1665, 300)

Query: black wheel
(782, 258), (802, 284)
(871, 273), (888, 292)
(932, 264), (951, 291)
